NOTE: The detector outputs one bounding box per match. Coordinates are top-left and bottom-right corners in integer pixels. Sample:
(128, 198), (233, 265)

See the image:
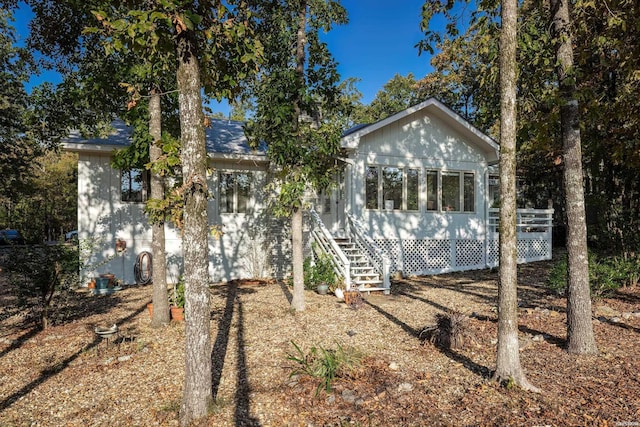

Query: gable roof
(341, 98), (499, 164)
(63, 118), (267, 160)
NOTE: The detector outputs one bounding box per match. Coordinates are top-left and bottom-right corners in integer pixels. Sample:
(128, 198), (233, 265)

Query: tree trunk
(149, 89), (170, 327)
(289, 1), (307, 312)
(290, 206), (305, 311)
(176, 31), (213, 425)
(493, 0), (539, 392)
(550, 0), (598, 355)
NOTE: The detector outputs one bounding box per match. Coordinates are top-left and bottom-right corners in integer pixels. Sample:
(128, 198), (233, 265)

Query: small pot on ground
(316, 283), (329, 295)
(170, 278), (185, 321)
(343, 290), (362, 306)
(170, 306), (184, 321)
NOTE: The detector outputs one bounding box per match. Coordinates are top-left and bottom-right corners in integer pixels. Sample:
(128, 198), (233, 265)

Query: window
(366, 166), (379, 209)
(441, 171), (475, 212)
(316, 190), (331, 214)
(406, 168), (419, 211)
(383, 167), (402, 210)
(442, 172), (460, 211)
(488, 174), (499, 208)
(366, 166), (419, 211)
(426, 170), (438, 211)
(464, 173), (475, 212)
(323, 194), (332, 213)
(121, 169), (149, 203)
(219, 172), (252, 213)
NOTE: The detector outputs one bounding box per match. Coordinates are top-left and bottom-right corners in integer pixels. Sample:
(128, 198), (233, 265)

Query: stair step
(352, 272), (379, 278)
(334, 239), (351, 244)
(357, 286), (388, 294)
(354, 279), (383, 285)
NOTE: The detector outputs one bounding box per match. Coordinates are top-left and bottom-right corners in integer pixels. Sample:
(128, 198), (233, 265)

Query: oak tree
(249, 0), (347, 311)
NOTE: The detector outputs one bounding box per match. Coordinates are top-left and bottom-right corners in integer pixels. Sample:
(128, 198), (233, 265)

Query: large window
(121, 169), (149, 203)
(365, 165), (475, 213)
(442, 171), (475, 212)
(219, 172), (251, 213)
(366, 166), (419, 211)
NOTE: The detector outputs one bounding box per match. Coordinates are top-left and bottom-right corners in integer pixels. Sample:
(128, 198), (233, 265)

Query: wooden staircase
(334, 238), (386, 293)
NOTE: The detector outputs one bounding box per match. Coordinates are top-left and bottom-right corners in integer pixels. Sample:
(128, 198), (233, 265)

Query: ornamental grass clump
(420, 311), (470, 350)
(287, 341), (363, 395)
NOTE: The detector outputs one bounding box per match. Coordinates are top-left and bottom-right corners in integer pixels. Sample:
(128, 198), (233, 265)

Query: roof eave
(62, 142), (122, 154)
(208, 152), (269, 163)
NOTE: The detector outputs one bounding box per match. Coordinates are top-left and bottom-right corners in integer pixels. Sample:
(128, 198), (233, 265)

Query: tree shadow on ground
(210, 280), (261, 426)
(599, 317), (640, 334)
(0, 287), (124, 362)
(0, 327), (40, 361)
(279, 281), (292, 304)
(364, 298), (491, 379)
(470, 313), (566, 348)
(0, 301), (147, 413)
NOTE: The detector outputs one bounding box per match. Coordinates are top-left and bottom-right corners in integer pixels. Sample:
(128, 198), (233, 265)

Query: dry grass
(1, 260), (639, 426)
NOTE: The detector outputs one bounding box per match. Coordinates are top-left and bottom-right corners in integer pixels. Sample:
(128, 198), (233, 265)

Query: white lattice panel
(369, 236), (550, 276)
(517, 238), (551, 262)
(376, 239), (453, 274)
(421, 240), (451, 270)
(487, 239), (499, 266)
(374, 239), (402, 273)
(401, 240), (449, 272)
(455, 239), (484, 267)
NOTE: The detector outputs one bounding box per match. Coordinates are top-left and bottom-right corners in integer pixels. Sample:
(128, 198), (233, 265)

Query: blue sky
(13, 0), (434, 114)
(322, 0), (433, 105)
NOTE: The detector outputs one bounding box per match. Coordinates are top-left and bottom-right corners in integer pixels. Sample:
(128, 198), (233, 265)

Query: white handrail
(346, 214), (391, 292)
(488, 208), (554, 234)
(309, 210), (351, 289)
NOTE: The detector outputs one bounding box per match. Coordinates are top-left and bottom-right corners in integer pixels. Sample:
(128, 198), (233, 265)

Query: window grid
(219, 171), (252, 214)
(365, 166), (475, 213)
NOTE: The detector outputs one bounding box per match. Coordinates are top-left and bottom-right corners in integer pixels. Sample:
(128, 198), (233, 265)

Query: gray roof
(342, 123), (369, 137)
(65, 119), (132, 147)
(65, 118), (266, 156)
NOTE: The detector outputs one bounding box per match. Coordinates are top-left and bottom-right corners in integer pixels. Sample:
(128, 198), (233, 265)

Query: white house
(64, 98), (553, 289)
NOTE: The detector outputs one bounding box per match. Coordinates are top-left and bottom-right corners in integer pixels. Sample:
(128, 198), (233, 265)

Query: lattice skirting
(375, 237), (552, 275)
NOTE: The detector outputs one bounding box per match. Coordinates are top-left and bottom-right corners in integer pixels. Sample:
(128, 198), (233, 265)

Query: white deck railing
(487, 208), (554, 235)
(309, 210), (351, 289)
(487, 208), (554, 266)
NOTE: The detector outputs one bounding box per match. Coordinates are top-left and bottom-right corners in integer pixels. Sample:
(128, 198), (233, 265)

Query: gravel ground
(1, 260), (639, 426)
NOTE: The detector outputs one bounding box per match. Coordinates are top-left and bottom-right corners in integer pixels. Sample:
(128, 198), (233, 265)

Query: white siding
(77, 153), (270, 285)
(348, 110), (489, 241)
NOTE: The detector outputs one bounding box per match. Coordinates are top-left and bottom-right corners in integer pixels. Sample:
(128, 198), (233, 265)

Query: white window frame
(365, 165), (420, 212)
(440, 170), (475, 213)
(121, 168), (149, 203)
(218, 171), (252, 214)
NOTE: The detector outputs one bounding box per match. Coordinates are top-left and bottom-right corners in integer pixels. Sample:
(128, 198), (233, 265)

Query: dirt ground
(1, 259), (639, 426)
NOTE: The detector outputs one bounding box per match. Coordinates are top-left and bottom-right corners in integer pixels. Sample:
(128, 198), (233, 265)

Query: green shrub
(172, 276), (185, 308)
(287, 341), (362, 395)
(303, 253), (336, 291)
(547, 251), (639, 298)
